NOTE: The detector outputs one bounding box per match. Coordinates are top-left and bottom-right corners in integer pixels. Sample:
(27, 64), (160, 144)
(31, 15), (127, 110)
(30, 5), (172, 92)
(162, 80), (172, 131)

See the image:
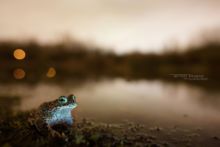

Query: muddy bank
(1, 111), (220, 147)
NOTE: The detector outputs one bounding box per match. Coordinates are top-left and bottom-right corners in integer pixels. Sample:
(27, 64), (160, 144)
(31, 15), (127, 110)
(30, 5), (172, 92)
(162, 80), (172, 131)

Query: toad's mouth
(69, 103), (78, 109)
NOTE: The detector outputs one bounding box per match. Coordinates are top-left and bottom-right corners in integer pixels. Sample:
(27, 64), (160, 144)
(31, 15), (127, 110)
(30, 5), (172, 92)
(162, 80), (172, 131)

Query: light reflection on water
(0, 78), (220, 126)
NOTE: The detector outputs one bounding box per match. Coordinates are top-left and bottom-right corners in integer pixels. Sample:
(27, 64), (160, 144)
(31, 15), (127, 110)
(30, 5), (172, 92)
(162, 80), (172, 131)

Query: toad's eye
(58, 96), (68, 104)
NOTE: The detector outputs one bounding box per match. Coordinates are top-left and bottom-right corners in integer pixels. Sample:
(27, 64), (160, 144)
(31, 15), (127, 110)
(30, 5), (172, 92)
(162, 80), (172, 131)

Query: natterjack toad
(29, 94), (78, 133)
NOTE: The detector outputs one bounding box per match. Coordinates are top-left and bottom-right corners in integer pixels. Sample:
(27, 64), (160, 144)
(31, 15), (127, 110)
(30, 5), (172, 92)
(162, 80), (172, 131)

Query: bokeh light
(46, 67), (56, 78)
(13, 49), (26, 60)
(13, 68), (26, 79)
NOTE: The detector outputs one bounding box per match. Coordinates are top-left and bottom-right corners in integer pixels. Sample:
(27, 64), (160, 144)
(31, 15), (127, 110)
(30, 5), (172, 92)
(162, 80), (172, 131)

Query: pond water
(1, 78), (220, 128)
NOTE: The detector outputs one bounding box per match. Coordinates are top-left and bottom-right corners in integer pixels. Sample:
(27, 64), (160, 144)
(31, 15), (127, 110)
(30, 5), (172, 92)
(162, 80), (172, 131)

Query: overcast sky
(0, 0), (220, 53)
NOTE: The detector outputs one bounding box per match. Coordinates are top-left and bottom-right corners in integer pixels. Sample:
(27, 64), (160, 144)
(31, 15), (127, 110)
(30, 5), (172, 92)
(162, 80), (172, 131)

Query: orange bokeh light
(13, 68), (26, 79)
(46, 67), (56, 78)
(13, 49), (26, 60)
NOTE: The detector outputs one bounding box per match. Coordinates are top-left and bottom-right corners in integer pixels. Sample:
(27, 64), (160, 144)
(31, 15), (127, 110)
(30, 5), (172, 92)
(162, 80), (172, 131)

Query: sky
(0, 0), (220, 54)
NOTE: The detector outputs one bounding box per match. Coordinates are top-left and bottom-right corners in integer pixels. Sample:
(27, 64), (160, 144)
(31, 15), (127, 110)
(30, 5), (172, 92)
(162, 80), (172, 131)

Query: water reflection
(13, 68), (26, 80)
(0, 78), (220, 127)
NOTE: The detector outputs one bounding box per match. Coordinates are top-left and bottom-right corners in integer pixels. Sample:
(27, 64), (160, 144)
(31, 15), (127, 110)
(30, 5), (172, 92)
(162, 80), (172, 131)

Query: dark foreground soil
(1, 111), (220, 147)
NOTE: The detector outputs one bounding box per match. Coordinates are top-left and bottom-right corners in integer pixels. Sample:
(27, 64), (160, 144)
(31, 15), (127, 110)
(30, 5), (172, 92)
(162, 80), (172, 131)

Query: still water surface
(1, 78), (220, 127)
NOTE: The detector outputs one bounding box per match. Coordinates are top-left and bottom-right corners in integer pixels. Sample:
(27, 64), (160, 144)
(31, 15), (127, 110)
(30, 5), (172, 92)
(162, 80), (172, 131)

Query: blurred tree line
(0, 40), (219, 83)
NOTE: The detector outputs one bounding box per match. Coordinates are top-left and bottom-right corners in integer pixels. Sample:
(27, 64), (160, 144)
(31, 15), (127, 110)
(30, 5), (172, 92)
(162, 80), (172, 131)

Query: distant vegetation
(0, 40), (220, 84)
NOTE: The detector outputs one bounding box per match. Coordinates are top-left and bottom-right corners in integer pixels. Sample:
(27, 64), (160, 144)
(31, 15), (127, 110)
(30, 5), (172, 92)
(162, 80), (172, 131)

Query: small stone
(162, 142), (169, 147)
(212, 136), (219, 140)
(151, 143), (160, 147)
